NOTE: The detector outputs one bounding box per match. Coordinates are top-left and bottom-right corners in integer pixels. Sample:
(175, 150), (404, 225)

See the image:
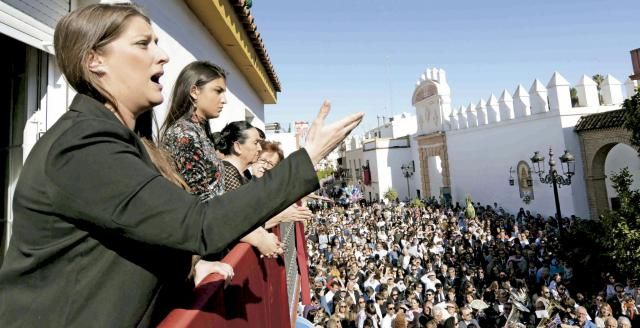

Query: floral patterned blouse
(162, 114), (225, 201)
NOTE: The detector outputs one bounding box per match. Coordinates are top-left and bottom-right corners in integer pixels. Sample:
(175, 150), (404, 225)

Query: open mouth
(150, 72), (163, 85)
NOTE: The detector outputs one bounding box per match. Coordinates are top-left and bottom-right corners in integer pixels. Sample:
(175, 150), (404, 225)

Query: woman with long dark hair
(0, 3), (363, 326)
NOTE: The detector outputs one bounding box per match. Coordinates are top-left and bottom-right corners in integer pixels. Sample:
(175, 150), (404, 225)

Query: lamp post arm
(555, 174), (572, 186)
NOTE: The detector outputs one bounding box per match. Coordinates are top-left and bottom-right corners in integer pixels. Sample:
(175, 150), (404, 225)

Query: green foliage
(570, 87), (579, 107)
(384, 188), (398, 202)
(410, 198), (424, 208)
(562, 219), (614, 291)
(464, 195), (476, 219)
(599, 168), (640, 278)
(622, 87), (640, 151)
(593, 74), (605, 105)
(316, 166), (334, 180)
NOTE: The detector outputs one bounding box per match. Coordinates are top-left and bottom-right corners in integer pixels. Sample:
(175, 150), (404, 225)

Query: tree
(598, 168), (640, 278)
(592, 74), (605, 105)
(384, 188), (398, 202)
(622, 87), (640, 151)
(410, 198), (425, 208)
(316, 166), (334, 180)
(570, 87), (579, 107)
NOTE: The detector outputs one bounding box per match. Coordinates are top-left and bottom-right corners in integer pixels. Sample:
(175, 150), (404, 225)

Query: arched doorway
(604, 143), (640, 209)
(576, 109), (638, 218)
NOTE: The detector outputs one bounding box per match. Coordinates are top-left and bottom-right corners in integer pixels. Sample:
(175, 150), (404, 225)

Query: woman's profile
(0, 3), (363, 327)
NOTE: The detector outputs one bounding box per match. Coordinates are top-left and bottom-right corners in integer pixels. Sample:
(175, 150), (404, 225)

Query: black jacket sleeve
(45, 118), (318, 256)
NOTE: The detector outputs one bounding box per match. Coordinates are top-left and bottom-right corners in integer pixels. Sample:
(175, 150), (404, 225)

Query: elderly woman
(0, 3), (362, 326)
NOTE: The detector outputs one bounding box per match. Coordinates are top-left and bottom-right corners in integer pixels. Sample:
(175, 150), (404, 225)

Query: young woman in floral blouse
(162, 61), (226, 201)
(161, 61), (283, 284)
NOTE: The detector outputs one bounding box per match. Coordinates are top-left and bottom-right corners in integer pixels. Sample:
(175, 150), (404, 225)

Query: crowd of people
(300, 199), (639, 328)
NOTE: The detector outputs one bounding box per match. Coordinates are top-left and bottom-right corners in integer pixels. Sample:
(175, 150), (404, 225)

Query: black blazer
(0, 94), (319, 327)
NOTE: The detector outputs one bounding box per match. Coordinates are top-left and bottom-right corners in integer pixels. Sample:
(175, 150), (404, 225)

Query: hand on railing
(252, 229), (284, 259)
(193, 260), (234, 287)
(264, 204), (312, 229)
(241, 228), (283, 259)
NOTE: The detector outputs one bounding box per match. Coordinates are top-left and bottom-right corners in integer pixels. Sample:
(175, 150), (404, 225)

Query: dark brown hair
(54, 3), (148, 108)
(54, 3), (188, 190)
(161, 61), (227, 140)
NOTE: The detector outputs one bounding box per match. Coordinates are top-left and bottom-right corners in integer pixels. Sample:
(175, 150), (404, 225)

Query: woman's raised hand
(304, 101), (364, 165)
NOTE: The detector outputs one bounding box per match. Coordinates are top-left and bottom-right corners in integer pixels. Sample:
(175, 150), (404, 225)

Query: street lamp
(401, 162), (414, 200)
(530, 147), (576, 239)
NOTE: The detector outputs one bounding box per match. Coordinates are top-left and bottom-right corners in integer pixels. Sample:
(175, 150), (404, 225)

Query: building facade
(419, 67), (639, 219)
(340, 113), (423, 202)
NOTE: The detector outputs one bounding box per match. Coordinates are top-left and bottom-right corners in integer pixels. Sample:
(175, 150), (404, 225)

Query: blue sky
(251, 0), (638, 134)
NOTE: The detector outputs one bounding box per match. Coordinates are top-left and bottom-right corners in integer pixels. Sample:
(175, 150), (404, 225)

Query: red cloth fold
(295, 222), (311, 305)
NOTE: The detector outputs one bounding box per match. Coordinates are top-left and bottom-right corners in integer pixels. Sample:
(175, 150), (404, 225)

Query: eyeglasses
(257, 158), (275, 169)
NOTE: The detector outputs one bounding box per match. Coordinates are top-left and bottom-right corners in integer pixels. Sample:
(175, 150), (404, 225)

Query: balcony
(159, 223), (302, 328)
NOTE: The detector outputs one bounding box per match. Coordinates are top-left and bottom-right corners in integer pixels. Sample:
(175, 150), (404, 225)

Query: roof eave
(185, 0), (280, 104)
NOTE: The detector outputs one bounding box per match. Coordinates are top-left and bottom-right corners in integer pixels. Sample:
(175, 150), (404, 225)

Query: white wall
(361, 143), (415, 201)
(265, 132), (297, 157)
(446, 112), (589, 218)
(443, 72), (629, 218)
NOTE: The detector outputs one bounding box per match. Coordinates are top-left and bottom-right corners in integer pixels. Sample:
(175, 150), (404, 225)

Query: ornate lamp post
(530, 147), (576, 239)
(401, 162), (414, 200)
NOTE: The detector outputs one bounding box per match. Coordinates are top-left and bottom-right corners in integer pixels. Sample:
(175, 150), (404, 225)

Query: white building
(341, 113), (423, 202)
(339, 66), (638, 217)
(1, 0), (281, 257)
(413, 67), (639, 218)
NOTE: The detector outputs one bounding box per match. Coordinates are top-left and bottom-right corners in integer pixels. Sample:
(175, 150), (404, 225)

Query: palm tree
(592, 74), (604, 105)
(570, 87), (579, 107)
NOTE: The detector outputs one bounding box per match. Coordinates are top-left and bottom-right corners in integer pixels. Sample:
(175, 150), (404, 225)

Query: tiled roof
(230, 0), (281, 92)
(574, 109), (627, 132)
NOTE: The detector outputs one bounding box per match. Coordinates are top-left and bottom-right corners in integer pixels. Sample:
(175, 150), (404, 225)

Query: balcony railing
(159, 223), (301, 328)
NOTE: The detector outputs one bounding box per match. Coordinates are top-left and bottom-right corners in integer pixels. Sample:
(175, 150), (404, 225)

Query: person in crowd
(616, 316), (632, 328)
(381, 302), (396, 328)
(458, 306), (479, 328)
(576, 306), (598, 328)
(596, 303), (614, 328)
(0, 3), (363, 327)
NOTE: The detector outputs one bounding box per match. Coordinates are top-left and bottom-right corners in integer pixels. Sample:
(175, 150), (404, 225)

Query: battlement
(447, 72), (638, 131)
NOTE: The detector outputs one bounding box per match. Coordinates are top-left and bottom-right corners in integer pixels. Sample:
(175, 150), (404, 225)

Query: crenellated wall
(442, 71), (634, 219)
(448, 72), (631, 132)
